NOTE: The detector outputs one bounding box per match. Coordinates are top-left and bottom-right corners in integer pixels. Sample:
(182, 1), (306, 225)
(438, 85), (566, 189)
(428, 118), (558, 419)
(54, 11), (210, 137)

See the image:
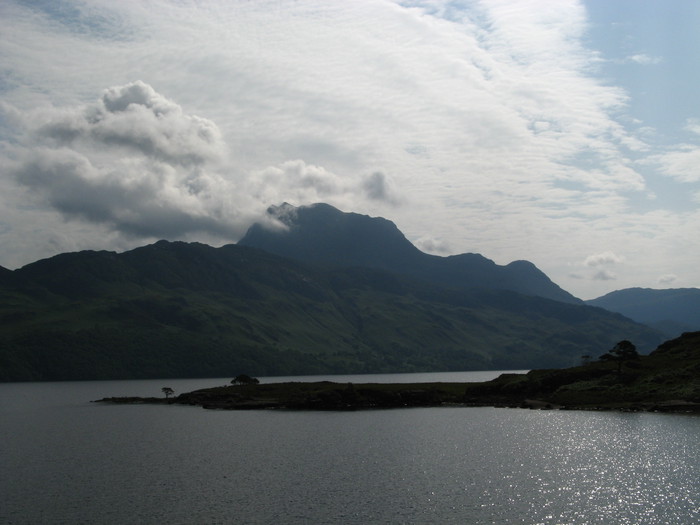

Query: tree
(231, 374), (260, 385)
(599, 340), (639, 374)
(162, 387), (174, 399)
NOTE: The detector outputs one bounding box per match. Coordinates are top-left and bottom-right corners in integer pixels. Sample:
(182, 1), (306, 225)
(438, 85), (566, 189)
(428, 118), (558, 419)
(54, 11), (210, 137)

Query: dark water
(1, 372), (699, 524)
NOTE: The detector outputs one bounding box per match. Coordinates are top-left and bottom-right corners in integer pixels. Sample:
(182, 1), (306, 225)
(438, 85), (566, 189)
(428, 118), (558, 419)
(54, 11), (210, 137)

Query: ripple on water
(1, 381), (699, 524)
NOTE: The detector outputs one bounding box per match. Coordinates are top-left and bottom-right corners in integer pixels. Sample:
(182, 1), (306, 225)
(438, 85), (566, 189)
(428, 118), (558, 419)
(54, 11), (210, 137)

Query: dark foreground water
(1, 372), (699, 524)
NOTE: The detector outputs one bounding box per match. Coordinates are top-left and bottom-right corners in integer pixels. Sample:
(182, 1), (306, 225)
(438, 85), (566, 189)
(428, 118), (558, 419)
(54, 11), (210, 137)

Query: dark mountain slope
(238, 203), (580, 304)
(586, 288), (700, 337)
(0, 241), (661, 381)
(239, 203), (425, 271)
(463, 331), (700, 411)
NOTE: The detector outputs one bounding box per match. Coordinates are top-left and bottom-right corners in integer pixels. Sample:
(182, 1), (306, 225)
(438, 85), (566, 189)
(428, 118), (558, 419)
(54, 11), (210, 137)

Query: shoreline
(93, 379), (700, 414)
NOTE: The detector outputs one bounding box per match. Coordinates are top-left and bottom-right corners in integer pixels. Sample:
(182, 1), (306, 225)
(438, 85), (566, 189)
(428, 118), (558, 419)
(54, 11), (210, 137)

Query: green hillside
(0, 241), (662, 381)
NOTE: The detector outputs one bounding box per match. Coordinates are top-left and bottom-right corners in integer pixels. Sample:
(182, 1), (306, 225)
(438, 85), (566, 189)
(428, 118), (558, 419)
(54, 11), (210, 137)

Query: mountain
(0, 240), (661, 382)
(0, 265), (11, 284)
(586, 288), (700, 337)
(238, 203), (581, 304)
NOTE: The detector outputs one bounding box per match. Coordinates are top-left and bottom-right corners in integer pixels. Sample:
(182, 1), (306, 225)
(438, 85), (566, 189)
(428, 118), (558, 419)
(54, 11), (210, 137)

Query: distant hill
(239, 203), (581, 304)
(0, 240), (661, 382)
(586, 288), (700, 337)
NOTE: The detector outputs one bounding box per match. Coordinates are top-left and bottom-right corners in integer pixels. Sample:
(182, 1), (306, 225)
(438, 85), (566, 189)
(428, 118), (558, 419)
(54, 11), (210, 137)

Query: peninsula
(96, 332), (700, 413)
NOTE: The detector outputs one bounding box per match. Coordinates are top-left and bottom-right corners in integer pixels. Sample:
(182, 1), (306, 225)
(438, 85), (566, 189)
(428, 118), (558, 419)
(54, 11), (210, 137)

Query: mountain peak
(240, 203), (580, 303)
(266, 202), (300, 227)
(240, 203), (422, 271)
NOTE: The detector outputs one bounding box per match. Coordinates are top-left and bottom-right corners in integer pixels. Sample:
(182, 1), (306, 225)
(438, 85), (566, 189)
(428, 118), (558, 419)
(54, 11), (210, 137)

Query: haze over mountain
(586, 288), (700, 338)
(239, 203), (580, 304)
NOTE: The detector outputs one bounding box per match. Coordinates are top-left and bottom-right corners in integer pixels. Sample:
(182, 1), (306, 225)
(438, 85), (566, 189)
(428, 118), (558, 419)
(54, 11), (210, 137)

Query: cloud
(645, 144), (700, 183)
(685, 119), (700, 136)
(574, 251), (623, 284)
(583, 251), (624, 267)
(592, 269), (617, 281)
(642, 118), (700, 184)
(246, 159), (394, 210)
(626, 54), (662, 65)
(414, 236), (452, 255)
(8, 82), (246, 240)
(5, 79), (405, 247)
(37, 81), (226, 166)
(658, 274), (678, 285)
(12, 145), (240, 239)
(362, 172), (400, 204)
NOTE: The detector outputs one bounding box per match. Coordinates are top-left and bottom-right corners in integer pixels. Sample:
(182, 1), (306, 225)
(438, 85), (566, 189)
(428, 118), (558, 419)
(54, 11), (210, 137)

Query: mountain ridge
(586, 287), (700, 337)
(0, 240), (662, 381)
(238, 203), (581, 304)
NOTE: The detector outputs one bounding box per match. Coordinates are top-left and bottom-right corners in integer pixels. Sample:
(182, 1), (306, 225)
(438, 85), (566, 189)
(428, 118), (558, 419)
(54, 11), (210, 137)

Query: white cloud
(6, 82), (249, 240)
(626, 54), (662, 65)
(36, 81), (227, 166)
(584, 251), (624, 267)
(646, 144), (700, 183)
(686, 119), (700, 136)
(592, 269), (617, 281)
(245, 159), (401, 212)
(658, 274), (678, 285)
(414, 236), (451, 255)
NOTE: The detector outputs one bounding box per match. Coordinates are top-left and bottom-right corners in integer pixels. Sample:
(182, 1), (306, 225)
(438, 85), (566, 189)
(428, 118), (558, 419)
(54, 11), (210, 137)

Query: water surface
(1, 373), (698, 524)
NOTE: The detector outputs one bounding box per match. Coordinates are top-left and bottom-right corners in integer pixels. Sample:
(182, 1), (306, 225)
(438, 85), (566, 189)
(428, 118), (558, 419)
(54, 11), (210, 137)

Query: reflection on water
(262, 369), (529, 385)
(1, 374), (699, 524)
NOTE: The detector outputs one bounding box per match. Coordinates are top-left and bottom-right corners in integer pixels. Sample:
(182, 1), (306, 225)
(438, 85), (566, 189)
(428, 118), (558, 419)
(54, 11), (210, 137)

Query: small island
(95, 332), (700, 413)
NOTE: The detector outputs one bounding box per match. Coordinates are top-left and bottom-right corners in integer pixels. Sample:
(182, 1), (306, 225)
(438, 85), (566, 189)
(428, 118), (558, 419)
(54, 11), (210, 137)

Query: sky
(0, 0), (698, 300)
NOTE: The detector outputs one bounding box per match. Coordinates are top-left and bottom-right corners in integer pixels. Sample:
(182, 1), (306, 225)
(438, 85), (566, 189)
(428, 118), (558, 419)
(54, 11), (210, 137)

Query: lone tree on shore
(231, 374), (260, 385)
(162, 387), (175, 399)
(600, 340), (639, 374)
